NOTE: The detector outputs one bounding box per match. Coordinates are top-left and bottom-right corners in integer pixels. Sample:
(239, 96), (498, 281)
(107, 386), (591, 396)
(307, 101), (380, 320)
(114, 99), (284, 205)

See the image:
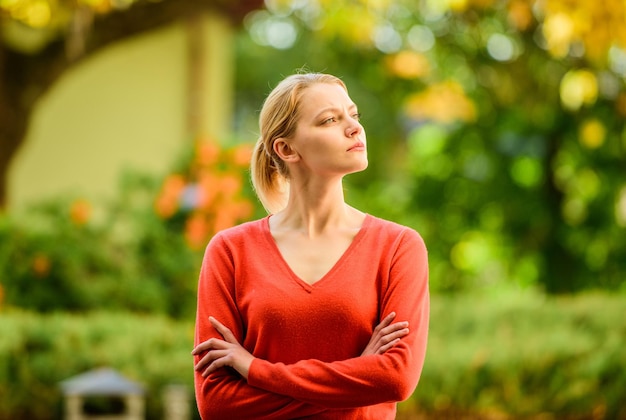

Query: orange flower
(218, 174), (243, 198)
(196, 142), (221, 167)
(197, 171), (220, 209)
(507, 0), (534, 31)
(233, 200), (254, 219)
(32, 254), (51, 278)
(185, 213), (210, 250)
(155, 174), (186, 218)
(162, 174), (186, 197)
(70, 199), (91, 225)
(232, 144), (254, 167)
(155, 194), (178, 218)
(213, 208), (238, 233)
(616, 93), (626, 117)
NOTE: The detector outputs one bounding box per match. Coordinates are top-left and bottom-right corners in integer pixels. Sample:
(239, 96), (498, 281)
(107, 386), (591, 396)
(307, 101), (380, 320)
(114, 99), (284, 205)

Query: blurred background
(1, 0), (625, 418)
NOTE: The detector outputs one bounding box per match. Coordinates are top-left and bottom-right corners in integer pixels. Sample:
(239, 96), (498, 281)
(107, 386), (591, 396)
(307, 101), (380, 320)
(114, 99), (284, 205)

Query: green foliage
(0, 170), (202, 319)
(0, 140), (263, 318)
(234, 2), (626, 294)
(0, 310), (195, 420)
(410, 290), (626, 419)
(342, 119), (626, 294)
(1, 292), (625, 419)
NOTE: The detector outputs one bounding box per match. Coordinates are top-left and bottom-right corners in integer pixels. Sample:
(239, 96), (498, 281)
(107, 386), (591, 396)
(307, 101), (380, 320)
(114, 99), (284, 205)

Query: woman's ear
(273, 138), (300, 163)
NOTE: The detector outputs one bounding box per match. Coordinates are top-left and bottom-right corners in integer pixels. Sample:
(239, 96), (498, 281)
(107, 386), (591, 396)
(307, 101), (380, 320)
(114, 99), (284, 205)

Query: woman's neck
(271, 178), (362, 237)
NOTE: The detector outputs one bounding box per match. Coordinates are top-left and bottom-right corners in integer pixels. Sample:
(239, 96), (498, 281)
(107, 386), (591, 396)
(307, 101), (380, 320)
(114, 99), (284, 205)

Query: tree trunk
(541, 126), (580, 293)
(0, 43), (56, 209)
(0, 0), (263, 209)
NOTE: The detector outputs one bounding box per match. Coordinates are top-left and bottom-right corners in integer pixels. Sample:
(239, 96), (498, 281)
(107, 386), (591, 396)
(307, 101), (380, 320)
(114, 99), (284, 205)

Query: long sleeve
(247, 227), (430, 408)
(193, 233), (327, 419)
(193, 216), (429, 419)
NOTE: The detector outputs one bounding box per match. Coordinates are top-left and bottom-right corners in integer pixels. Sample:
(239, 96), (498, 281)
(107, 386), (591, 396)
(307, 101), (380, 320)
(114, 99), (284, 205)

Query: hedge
(406, 290), (626, 419)
(0, 310), (195, 419)
(1, 291), (625, 419)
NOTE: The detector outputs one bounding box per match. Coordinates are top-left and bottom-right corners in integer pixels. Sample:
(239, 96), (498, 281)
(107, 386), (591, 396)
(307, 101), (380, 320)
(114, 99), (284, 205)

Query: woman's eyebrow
(314, 104), (358, 119)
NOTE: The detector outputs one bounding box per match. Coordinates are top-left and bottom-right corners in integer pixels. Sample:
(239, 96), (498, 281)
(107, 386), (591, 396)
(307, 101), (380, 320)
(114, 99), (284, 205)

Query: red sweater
(194, 214), (429, 419)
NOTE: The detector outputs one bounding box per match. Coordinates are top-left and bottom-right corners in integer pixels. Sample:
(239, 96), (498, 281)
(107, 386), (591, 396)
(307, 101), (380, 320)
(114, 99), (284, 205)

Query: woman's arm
(245, 229), (428, 408)
(193, 234), (327, 419)
(254, 231), (427, 409)
(197, 228), (429, 410)
(193, 311), (410, 379)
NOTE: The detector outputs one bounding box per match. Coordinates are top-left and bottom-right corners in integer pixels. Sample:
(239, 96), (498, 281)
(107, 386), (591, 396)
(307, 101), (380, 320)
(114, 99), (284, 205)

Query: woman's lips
(348, 141), (366, 151)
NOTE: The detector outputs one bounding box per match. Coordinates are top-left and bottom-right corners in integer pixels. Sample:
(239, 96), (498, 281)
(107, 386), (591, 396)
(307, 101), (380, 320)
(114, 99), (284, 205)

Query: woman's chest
(236, 263), (382, 362)
(272, 230), (360, 286)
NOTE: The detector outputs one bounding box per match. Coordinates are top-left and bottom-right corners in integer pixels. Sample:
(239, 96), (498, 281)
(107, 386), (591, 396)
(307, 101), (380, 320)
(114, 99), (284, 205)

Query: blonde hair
(251, 73), (347, 213)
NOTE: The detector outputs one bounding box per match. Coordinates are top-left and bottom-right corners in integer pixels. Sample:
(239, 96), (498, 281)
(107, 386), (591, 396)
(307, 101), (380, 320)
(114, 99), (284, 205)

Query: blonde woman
(192, 73), (429, 419)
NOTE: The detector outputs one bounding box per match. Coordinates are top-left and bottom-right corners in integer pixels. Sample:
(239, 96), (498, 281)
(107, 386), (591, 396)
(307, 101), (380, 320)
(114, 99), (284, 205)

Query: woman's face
(287, 82), (368, 178)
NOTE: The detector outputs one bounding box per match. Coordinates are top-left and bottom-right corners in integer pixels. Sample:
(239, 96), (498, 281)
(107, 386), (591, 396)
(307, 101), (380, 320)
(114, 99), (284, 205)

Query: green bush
(0, 310), (195, 420)
(1, 292), (625, 419)
(410, 290), (626, 419)
(0, 172), (204, 319)
(0, 143), (262, 320)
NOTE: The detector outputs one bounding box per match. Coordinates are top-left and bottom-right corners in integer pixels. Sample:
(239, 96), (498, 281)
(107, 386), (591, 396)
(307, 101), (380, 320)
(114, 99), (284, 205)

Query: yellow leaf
(385, 51), (430, 79)
(543, 12), (574, 58)
(24, 0), (51, 28)
(404, 81), (477, 124)
(579, 118), (606, 149)
(559, 69), (598, 111)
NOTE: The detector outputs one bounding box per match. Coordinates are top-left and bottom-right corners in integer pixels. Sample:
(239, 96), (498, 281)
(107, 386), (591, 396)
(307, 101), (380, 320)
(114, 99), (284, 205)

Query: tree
(232, 0), (626, 293)
(0, 0), (263, 208)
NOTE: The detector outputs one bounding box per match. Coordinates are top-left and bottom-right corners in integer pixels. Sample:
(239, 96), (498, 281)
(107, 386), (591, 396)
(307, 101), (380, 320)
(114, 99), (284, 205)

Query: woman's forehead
(299, 83), (355, 111)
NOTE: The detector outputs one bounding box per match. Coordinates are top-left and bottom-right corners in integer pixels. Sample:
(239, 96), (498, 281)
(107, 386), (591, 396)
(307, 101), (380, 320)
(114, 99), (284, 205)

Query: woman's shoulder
(212, 216), (268, 242)
(364, 214), (427, 248)
(365, 214), (421, 235)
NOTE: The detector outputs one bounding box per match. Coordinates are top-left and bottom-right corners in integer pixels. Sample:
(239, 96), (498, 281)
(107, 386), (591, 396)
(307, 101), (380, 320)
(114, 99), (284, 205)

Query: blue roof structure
(60, 367), (144, 396)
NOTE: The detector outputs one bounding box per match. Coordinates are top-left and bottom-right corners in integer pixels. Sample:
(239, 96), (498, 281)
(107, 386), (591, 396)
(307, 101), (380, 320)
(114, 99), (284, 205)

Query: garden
(1, 0), (626, 418)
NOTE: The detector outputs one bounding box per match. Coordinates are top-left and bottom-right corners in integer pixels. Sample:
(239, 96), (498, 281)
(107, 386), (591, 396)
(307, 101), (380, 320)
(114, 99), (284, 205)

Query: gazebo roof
(60, 367), (144, 396)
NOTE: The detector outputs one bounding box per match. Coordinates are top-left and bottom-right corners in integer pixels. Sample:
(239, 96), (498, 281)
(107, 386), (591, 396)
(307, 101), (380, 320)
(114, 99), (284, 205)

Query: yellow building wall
(7, 13), (234, 212)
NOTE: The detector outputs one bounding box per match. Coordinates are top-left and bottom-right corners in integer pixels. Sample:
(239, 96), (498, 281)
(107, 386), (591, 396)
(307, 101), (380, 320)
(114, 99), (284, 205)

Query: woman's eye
(322, 117), (336, 124)
(352, 113), (362, 121)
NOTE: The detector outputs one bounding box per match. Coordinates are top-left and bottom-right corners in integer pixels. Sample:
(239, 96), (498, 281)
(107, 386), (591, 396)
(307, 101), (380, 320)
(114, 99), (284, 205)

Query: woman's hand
(361, 312), (409, 356)
(192, 317), (255, 380)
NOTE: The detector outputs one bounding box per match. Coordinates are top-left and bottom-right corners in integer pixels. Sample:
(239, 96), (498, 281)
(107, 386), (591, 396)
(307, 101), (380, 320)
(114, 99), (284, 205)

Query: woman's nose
(345, 120), (362, 137)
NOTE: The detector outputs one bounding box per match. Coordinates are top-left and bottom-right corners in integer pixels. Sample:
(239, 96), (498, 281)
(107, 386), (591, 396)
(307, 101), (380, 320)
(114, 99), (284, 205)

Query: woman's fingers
(380, 321), (409, 339)
(191, 342), (208, 355)
(196, 349), (232, 377)
(193, 338), (229, 369)
(375, 327), (409, 353)
(191, 337), (224, 356)
(194, 351), (213, 372)
(377, 338), (401, 354)
(373, 312), (396, 333)
(192, 317), (238, 356)
(209, 316), (238, 343)
(371, 314), (410, 354)
(192, 317), (254, 378)
(361, 313), (410, 356)
(372, 318), (409, 344)
(193, 338), (254, 379)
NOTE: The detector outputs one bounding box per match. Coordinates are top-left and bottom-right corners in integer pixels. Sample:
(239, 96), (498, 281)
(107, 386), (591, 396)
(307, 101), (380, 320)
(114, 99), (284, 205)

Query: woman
(192, 73), (429, 419)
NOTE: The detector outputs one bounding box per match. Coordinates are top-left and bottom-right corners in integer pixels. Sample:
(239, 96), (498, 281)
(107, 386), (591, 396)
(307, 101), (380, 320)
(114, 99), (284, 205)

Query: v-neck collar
(261, 214), (372, 291)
